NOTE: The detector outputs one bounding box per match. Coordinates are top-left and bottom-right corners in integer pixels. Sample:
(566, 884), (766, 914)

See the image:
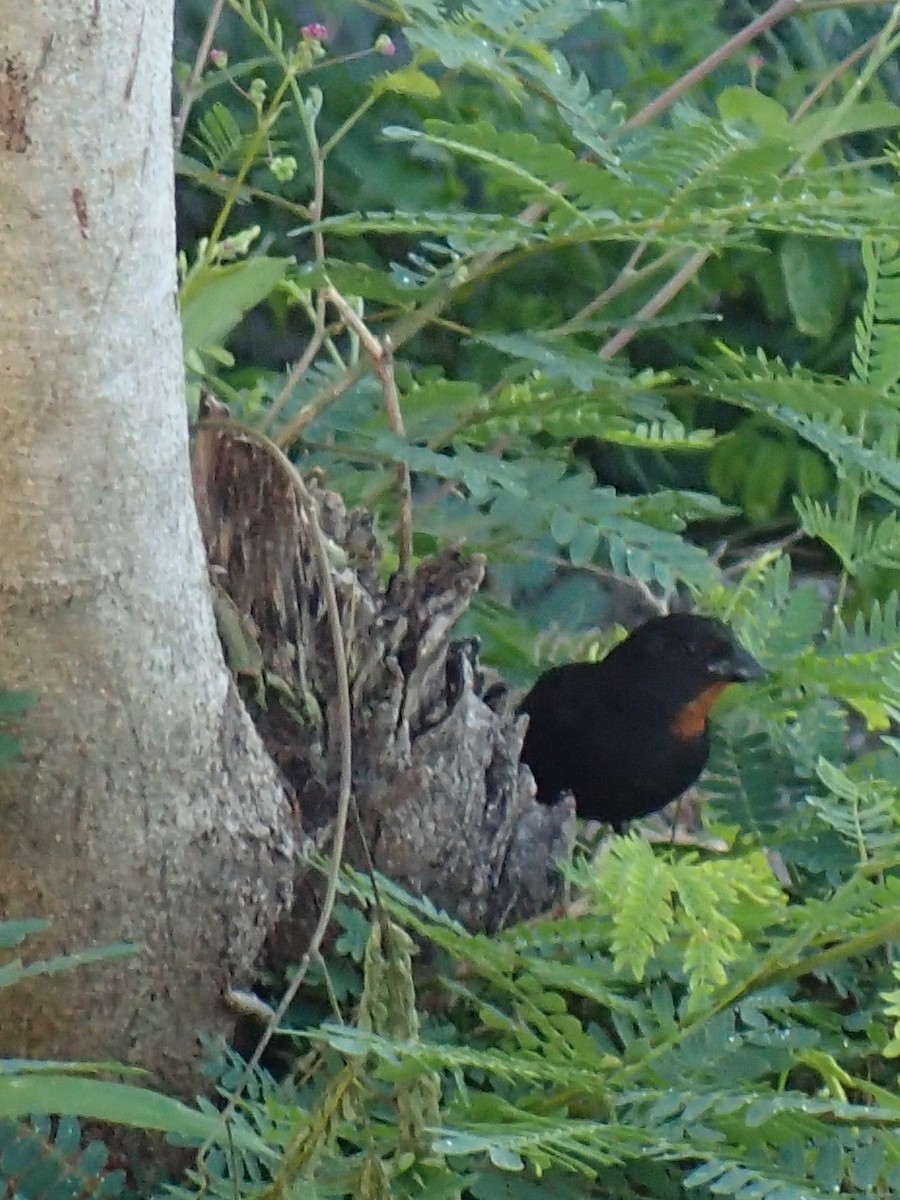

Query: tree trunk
(0, 2), (293, 1093)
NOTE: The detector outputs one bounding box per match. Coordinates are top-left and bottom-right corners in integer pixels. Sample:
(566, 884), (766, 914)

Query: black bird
(519, 613), (764, 830)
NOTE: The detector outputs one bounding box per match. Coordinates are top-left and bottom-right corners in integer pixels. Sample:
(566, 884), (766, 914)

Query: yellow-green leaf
(717, 87), (790, 138)
(374, 67), (440, 101)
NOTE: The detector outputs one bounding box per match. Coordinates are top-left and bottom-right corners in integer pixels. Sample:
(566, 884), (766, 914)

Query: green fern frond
(849, 591), (900, 644)
(188, 102), (245, 172)
(401, 0), (603, 95)
(327, 433), (719, 589)
(584, 840), (786, 1006)
(704, 553), (826, 702)
(853, 239), (900, 395)
(774, 408), (900, 504)
(0, 931), (136, 991)
(795, 501), (900, 575)
(517, 53), (623, 163)
(0, 1117), (125, 1200)
(303, 208), (546, 250)
(312, 1025), (610, 1095)
(683, 1153), (836, 1200)
(698, 347), (892, 421)
(432, 1110), (668, 1174)
(602, 420), (716, 450)
(704, 722), (788, 832)
(382, 121), (607, 220)
(880, 960), (900, 1056)
(588, 838), (675, 982)
(461, 0), (601, 42)
(808, 759), (900, 862)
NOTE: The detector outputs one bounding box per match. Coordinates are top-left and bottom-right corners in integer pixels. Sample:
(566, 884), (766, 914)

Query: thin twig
(197, 421), (354, 1161)
(805, 0), (894, 10)
(261, 294), (329, 433)
(552, 245), (682, 337)
(323, 287), (414, 573)
(790, 34), (879, 122)
(598, 248), (711, 360)
(377, 338), (414, 572)
(173, 0), (227, 148)
(259, 74), (332, 434)
(322, 94), (378, 159)
(273, 357), (369, 447)
(619, 0), (801, 134)
(596, 3), (900, 359)
(588, 0), (803, 358)
(508, 0), (807, 363)
(293, 75), (327, 267)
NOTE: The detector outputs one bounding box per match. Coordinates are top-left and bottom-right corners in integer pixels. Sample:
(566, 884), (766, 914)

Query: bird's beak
(708, 644), (766, 683)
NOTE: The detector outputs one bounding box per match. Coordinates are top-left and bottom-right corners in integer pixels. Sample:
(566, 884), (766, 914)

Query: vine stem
(598, 248), (712, 361)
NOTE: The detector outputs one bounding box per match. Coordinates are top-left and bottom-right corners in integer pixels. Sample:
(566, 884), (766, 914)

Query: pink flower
(301, 23), (328, 41)
(374, 34), (396, 57)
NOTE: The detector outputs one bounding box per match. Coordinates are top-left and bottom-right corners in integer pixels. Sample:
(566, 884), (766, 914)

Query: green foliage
(578, 837), (787, 1005)
(159, 858), (900, 1200)
(0, 1116), (125, 1200)
(180, 248), (292, 358)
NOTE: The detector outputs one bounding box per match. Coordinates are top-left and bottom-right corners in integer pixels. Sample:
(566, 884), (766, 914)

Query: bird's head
(607, 612), (765, 738)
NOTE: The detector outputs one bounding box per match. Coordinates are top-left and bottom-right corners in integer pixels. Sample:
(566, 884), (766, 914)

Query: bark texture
(192, 420), (573, 958)
(0, 1), (292, 1091)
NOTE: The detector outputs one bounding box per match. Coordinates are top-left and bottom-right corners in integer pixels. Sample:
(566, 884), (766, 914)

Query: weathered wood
(191, 421), (572, 953)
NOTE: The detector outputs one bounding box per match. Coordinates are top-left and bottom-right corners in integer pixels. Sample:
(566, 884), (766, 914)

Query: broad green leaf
(717, 87), (790, 138)
(180, 257), (291, 354)
(780, 235), (845, 338)
(374, 67), (441, 100)
(0, 1077), (272, 1157)
(793, 102), (900, 153)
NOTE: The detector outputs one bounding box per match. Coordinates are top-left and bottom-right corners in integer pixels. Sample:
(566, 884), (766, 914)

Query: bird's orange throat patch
(670, 682), (730, 740)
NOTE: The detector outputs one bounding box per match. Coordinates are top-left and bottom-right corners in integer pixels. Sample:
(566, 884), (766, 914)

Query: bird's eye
(687, 638), (727, 659)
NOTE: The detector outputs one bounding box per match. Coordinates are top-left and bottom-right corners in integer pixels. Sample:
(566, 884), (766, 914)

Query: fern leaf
(188, 102), (244, 171)
(382, 122), (605, 220)
(853, 239), (900, 396)
(589, 838), (675, 981)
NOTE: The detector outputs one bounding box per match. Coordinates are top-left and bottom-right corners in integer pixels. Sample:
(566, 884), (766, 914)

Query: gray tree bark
(0, 2), (292, 1092)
